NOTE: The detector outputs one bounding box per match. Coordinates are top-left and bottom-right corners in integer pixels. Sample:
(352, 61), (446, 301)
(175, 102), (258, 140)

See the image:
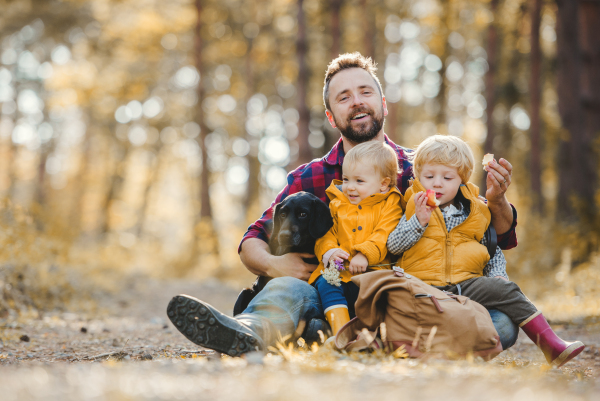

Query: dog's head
(269, 192), (333, 256)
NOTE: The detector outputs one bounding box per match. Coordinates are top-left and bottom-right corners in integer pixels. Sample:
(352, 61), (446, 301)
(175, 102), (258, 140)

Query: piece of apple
(482, 153), (494, 171)
(425, 189), (440, 208)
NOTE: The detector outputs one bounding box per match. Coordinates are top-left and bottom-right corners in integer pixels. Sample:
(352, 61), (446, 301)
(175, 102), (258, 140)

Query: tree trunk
(100, 143), (130, 235)
(529, 0), (543, 212)
(330, 0), (343, 59)
(361, 0), (375, 60)
(483, 0), (499, 189)
(244, 36), (260, 222)
(555, 0), (581, 219)
(577, 0), (600, 224)
(195, 0), (212, 220)
(296, 0), (312, 166)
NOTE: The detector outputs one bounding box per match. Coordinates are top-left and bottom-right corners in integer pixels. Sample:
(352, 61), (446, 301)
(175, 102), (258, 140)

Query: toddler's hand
(414, 191), (433, 227)
(330, 249), (349, 264)
(349, 252), (368, 274)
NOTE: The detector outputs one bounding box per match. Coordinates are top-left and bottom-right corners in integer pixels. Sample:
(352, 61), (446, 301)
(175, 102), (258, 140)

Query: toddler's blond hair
(344, 141), (399, 187)
(412, 135), (474, 183)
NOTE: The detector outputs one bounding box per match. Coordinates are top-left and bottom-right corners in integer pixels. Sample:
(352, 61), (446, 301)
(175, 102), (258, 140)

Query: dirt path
(1, 276), (599, 401)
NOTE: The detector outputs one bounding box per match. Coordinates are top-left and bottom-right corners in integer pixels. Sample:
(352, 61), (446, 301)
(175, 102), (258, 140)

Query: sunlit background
(0, 0), (599, 320)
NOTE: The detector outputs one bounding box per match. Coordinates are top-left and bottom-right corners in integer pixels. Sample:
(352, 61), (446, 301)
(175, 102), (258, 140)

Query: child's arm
(387, 192), (432, 255)
(387, 214), (426, 255)
(352, 194), (403, 266)
(481, 234), (509, 280)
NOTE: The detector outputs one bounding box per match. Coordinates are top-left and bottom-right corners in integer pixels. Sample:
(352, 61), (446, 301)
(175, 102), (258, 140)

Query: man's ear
(382, 96), (389, 117)
(380, 177), (391, 192)
(326, 110), (336, 128)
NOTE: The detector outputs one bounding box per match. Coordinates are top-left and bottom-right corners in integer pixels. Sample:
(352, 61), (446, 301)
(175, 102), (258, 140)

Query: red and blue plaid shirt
(239, 135), (517, 252)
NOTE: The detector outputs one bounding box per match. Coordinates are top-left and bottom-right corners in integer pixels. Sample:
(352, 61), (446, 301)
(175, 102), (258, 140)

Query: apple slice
(482, 153), (494, 171)
(425, 189), (440, 208)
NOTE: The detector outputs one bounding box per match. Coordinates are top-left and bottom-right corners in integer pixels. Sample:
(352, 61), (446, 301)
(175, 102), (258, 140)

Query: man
(167, 53), (519, 356)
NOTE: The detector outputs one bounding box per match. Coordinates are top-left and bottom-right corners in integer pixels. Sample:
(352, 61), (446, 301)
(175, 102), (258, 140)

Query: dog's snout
(278, 230), (292, 244)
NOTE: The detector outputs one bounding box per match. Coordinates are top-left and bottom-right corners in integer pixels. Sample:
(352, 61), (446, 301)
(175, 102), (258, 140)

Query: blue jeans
(244, 277), (519, 350)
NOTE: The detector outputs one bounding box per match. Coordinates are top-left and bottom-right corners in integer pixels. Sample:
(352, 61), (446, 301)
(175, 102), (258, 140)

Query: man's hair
(412, 135), (475, 184)
(344, 141), (399, 187)
(323, 52), (383, 111)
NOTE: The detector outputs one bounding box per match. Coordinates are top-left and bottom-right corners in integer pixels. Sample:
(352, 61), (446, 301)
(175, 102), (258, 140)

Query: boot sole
(553, 341), (585, 368)
(166, 295), (260, 357)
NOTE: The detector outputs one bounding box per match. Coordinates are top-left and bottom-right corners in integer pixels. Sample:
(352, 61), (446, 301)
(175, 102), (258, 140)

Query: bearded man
(167, 53), (520, 356)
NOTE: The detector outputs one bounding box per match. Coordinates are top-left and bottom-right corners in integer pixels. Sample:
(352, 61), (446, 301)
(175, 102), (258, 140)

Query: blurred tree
(484, 0), (499, 165)
(296, 0), (312, 165)
(330, 0), (343, 59)
(530, 0), (543, 212)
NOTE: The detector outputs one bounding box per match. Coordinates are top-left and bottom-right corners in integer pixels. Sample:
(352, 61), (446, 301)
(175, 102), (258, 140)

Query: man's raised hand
(485, 158), (512, 203)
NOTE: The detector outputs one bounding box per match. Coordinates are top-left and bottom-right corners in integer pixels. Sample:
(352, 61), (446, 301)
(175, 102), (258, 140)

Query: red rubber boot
(520, 312), (585, 367)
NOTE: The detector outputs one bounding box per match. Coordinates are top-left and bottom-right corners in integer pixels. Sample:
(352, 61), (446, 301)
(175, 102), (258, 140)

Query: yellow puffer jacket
(400, 179), (491, 286)
(310, 180), (403, 285)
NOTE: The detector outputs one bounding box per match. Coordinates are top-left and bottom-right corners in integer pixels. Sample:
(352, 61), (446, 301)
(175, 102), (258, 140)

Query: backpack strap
(484, 225), (497, 259)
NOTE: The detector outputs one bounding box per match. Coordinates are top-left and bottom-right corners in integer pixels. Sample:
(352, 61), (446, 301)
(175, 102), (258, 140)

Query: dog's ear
(309, 198), (333, 239)
(269, 202), (283, 253)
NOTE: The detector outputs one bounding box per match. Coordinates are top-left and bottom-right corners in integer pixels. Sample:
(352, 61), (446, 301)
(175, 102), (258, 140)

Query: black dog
(233, 192), (333, 315)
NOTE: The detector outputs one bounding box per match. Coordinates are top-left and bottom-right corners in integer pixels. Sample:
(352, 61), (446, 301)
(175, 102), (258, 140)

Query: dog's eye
(299, 212), (307, 218)
(280, 212), (287, 218)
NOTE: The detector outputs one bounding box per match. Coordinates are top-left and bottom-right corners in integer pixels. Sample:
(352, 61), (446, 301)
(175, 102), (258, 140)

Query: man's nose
(350, 92), (364, 107)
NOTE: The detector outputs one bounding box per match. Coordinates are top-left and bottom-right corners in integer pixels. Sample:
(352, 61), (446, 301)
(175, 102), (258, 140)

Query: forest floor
(0, 275), (599, 401)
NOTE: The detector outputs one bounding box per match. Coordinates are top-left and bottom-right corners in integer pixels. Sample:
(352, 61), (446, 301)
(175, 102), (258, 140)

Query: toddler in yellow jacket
(387, 135), (584, 367)
(311, 141), (403, 337)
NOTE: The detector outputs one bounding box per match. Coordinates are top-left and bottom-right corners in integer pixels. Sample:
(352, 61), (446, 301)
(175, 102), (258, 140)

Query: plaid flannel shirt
(387, 203), (508, 279)
(239, 136), (518, 252)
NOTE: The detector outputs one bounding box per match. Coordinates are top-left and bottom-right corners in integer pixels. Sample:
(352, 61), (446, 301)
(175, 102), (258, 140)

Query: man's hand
(414, 191), (433, 227)
(485, 158), (512, 203)
(484, 158), (514, 235)
(240, 238), (318, 281)
(348, 252), (368, 275)
(267, 252), (318, 281)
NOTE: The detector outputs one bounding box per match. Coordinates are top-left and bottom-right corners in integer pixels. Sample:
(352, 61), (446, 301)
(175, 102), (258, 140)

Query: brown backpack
(335, 268), (502, 360)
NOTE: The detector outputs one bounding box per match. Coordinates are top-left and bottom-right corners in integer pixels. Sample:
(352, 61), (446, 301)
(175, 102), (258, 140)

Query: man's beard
(334, 106), (384, 144)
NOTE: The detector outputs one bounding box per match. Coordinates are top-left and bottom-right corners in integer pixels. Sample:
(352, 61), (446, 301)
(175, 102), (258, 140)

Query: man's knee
(488, 309), (519, 349)
(264, 277), (316, 296)
(253, 277), (320, 307)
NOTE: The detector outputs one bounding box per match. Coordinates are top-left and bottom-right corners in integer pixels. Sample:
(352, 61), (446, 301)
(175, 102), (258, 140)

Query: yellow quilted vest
(400, 179), (491, 286)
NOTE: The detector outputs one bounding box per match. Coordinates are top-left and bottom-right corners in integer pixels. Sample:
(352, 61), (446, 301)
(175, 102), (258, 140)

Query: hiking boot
(167, 294), (265, 357)
(303, 318), (331, 345)
(520, 311), (585, 367)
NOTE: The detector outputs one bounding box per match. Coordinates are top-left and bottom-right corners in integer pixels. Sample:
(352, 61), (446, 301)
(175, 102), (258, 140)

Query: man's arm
(238, 164), (324, 281)
(239, 238), (318, 281)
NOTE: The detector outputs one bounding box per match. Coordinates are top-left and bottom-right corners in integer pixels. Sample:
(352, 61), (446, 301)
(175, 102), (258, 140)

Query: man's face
(326, 68), (388, 143)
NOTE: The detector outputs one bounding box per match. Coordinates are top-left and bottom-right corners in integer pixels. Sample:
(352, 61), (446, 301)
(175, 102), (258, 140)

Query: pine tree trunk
(195, 0), (212, 220)
(529, 0), (543, 212)
(555, 0), (581, 219)
(296, 0), (312, 166)
(330, 0), (343, 59)
(577, 0), (600, 223)
(361, 0), (375, 60)
(483, 0), (499, 189)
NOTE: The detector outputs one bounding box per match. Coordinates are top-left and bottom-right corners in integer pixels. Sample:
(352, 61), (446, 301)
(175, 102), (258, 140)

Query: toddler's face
(418, 163), (462, 209)
(342, 161), (390, 205)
